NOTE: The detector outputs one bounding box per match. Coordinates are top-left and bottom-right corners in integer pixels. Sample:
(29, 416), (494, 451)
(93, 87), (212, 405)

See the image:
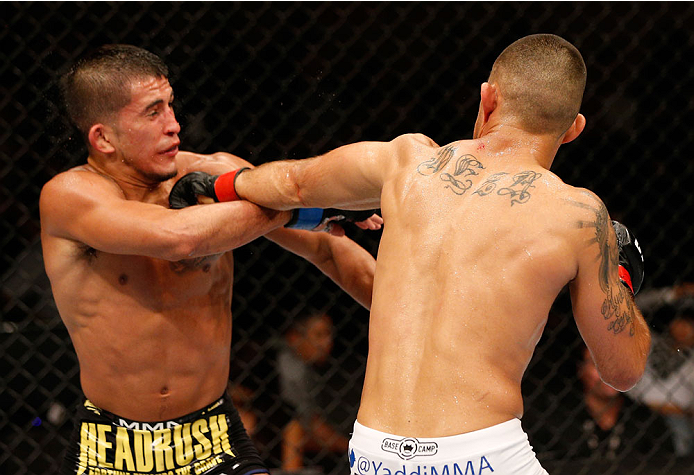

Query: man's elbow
(599, 321), (651, 392)
(604, 373), (643, 392)
(285, 161), (313, 208)
(156, 226), (202, 261)
(600, 360), (648, 392)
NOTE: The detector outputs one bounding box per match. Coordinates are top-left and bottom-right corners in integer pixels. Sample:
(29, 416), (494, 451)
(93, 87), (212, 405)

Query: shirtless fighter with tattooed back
(181, 34), (649, 474)
(40, 45), (379, 475)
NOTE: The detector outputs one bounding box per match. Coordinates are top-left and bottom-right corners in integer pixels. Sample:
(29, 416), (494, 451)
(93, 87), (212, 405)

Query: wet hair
(489, 34), (586, 135)
(60, 44), (169, 141)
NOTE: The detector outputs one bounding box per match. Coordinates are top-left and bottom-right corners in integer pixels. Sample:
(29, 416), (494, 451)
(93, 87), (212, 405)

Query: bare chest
(70, 246), (234, 310)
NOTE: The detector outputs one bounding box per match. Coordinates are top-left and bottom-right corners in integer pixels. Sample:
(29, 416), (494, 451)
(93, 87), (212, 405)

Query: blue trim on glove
(285, 208), (325, 230)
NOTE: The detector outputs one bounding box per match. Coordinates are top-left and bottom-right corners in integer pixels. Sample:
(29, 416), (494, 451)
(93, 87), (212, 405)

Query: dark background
(1, 2), (693, 474)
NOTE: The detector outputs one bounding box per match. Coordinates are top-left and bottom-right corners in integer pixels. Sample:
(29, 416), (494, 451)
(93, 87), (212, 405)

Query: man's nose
(165, 108), (181, 135)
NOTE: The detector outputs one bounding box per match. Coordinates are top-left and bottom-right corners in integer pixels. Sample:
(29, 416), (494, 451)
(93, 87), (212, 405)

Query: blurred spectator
(541, 346), (676, 473)
(277, 312), (350, 472)
(636, 283), (694, 315)
(577, 346), (628, 460)
(228, 337), (292, 469)
(627, 283), (694, 457)
(228, 383), (260, 439)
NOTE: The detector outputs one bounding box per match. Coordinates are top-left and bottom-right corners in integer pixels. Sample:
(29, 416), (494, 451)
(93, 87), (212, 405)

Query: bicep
(297, 140), (392, 209)
(255, 140), (395, 210)
(40, 175), (180, 258)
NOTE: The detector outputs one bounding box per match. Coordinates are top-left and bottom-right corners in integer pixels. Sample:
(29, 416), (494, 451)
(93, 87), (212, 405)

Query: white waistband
(351, 419), (528, 460)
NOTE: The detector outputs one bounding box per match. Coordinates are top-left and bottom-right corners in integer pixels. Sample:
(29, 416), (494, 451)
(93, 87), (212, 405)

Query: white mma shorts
(348, 419), (548, 475)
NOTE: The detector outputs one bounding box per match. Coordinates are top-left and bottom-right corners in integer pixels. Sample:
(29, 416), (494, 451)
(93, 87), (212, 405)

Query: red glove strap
(618, 265), (634, 294)
(214, 168), (247, 202)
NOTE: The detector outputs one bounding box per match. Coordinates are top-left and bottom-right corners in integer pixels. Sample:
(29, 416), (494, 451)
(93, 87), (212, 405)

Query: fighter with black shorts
(61, 393), (267, 475)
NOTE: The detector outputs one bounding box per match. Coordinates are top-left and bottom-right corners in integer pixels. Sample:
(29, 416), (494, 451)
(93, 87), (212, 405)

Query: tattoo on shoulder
(568, 196), (636, 337)
(489, 171), (542, 205)
(416, 146), (485, 195)
(416, 145), (457, 176)
(570, 198), (612, 292)
(472, 172), (508, 196)
(414, 148), (540, 205)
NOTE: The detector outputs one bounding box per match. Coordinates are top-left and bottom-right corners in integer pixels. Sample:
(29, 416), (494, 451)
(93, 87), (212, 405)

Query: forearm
(628, 305), (652, 378)
(235, 141), (385, 210)
(165, 201), (291, 260)
(267, 228), (375, 309)
(317, 234), (375, 309)
(236, 160), (305, 210)
(596, 302), (651, 392)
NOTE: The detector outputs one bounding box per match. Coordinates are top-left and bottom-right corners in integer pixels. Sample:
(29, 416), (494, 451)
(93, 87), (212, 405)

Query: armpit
(169, 253), (223, 273)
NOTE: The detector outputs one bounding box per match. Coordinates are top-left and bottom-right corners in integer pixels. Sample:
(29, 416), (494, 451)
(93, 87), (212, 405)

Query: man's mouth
(162, 143), (180, 156)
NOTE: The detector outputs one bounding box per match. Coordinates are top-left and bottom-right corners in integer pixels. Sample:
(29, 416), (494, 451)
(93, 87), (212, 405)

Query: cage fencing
(2, 2), (694, 474)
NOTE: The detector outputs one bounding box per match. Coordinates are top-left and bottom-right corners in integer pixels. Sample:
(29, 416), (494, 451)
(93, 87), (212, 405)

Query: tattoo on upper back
(569, 196), (636, 336)
(496, 171), (543, 205)
(440, 155), (484, 195)
(415, 147), (541, 204)
(473, 172), (508, 196)
(417, 145), (457, 175)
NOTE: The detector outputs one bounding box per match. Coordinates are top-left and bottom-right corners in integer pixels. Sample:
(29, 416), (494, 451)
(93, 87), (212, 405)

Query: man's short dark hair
(60, 44), (169, 141)
(489, 34), (587, 135)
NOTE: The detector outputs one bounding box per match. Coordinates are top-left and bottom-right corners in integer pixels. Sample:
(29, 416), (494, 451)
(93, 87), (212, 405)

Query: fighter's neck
(475, 124), (562, 170)
(85, 156), (171, 202)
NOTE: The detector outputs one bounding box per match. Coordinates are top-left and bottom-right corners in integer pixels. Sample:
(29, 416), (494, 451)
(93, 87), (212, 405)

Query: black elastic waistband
(82, 393), (228, 427)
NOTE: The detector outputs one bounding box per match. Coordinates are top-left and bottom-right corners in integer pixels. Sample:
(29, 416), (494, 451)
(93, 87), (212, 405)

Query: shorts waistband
(352, 418), (527, 459)
(82, 393), (227, 427)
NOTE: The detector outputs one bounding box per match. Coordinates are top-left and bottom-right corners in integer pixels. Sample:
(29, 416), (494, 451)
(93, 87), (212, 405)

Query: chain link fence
(2, 2), (693, 474)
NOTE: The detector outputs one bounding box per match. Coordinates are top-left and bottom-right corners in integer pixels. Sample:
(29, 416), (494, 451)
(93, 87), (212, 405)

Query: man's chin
(143, 168), (178, 183)
(161, 169), (179, 181)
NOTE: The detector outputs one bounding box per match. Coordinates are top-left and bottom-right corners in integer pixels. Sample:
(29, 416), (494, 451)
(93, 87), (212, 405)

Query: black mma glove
(169, 169), (249, 209)
(612, 220), (644, 295)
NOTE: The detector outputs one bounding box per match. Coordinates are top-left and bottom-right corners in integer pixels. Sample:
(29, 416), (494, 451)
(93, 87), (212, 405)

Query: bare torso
(358, 138), (587, 436)
(41, 153), (238, 421)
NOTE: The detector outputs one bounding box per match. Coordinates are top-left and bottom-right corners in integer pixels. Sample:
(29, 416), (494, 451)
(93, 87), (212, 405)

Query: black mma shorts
(60, 393), (267, 475)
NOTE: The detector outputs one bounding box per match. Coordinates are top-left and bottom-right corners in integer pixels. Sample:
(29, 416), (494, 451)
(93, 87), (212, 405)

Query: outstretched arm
(233, 137), (410, 210)
(40, 167), (289, 262)
(169, 151), (377, 308)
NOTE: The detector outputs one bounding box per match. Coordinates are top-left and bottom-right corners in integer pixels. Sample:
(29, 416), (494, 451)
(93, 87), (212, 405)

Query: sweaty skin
(40, 76), (376, 422)
(234, 127), (651, 438)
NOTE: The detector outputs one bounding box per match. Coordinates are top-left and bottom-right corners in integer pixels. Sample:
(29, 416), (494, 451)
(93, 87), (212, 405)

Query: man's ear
(561, 113), (586, 144)
(88, 123), (116, 154)
(480, 82), (498, 124)
(473, 82), (498, 139)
